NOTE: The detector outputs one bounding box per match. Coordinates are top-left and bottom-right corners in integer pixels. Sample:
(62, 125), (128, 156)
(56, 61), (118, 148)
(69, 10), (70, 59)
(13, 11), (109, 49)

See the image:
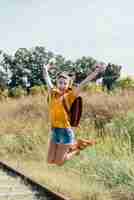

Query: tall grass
(0, 90), (134, 199)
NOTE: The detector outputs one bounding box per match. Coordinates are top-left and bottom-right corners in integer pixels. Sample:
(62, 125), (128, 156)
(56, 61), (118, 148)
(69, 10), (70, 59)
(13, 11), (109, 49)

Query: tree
(0, 51), (11, 89)
(0, 67), (8, 90)
(73, 56), (97, 83)
(0, 47), (122, 91)
(4, 47), (53, 88)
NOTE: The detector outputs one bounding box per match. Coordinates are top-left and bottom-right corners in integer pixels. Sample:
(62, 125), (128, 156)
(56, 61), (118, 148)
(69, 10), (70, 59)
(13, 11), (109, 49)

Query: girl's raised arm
(74, 64), (106, 96)
(43, 63), (54, 91)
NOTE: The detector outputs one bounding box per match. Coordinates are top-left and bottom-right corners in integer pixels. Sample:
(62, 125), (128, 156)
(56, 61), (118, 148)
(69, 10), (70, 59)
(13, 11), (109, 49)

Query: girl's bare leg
(47, 139), (57, 164)
(54, 139), (97, 166)
(55, 143), (80, 165)
(65, 149), (80, 160)
(55, 144), (70, 166)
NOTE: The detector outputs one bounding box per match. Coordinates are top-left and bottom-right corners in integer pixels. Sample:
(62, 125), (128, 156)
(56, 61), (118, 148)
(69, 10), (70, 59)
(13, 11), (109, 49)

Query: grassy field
(1, 89), (134, 200)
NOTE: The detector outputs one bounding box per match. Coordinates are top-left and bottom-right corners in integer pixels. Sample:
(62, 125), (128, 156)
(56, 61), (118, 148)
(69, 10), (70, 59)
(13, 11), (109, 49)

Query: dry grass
(83, 90), (134, 120)
(82, 90), (134, 137)
(0, 90), (134, 199)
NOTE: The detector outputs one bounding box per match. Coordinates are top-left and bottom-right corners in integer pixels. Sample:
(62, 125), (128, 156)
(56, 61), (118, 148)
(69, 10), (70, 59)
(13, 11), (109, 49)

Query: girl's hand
(43, 63), (54, 71)
(44, 58), (57, 71)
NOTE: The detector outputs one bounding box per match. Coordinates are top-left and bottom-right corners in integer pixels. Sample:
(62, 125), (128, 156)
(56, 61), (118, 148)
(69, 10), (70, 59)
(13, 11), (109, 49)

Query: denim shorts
(51, 128), (75, 144)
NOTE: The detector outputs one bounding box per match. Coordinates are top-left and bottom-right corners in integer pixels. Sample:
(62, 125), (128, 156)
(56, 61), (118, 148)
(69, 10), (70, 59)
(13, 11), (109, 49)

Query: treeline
(0, 46), (122, 92)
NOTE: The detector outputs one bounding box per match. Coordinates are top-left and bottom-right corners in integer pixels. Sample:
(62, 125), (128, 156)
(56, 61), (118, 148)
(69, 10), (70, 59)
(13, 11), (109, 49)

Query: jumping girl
(43, 59), (105, 166)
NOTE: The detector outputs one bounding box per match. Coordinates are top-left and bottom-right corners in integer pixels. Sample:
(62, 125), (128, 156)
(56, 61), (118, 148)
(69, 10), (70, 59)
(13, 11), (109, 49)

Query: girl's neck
(59, 88), (68, 95)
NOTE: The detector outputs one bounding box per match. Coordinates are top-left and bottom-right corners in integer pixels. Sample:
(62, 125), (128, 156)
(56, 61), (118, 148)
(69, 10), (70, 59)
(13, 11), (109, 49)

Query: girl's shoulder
(67, 86), (77, 96)
(50, 88), (61, 99)
(65, 87), (78, 104)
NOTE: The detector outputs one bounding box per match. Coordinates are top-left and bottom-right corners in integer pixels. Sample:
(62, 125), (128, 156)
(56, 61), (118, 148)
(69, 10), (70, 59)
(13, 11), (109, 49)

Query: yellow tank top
(48, 88), (76, 128)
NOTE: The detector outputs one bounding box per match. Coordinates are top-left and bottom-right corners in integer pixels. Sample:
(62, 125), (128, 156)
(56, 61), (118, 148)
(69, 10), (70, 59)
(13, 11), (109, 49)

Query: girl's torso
(48, 88), (76, 128)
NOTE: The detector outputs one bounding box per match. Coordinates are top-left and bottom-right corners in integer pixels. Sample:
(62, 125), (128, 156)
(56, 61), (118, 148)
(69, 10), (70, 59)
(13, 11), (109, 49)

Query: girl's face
(57, 77), (70, 92)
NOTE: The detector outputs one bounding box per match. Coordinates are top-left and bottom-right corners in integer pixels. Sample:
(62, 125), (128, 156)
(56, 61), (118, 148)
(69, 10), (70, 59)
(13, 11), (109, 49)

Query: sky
(0, 0), (134, 76)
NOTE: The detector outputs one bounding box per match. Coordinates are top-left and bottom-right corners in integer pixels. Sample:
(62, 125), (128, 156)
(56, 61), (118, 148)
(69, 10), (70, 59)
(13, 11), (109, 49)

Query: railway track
(0, 161), (70, 200)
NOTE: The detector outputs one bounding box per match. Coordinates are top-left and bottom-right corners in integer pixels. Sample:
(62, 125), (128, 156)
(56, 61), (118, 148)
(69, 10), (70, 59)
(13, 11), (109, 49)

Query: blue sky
(0, 0), (134, 76)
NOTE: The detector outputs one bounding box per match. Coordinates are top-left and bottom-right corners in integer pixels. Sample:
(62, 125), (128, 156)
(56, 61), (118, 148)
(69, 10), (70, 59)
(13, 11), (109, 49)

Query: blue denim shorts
(51, 128), (75, 144)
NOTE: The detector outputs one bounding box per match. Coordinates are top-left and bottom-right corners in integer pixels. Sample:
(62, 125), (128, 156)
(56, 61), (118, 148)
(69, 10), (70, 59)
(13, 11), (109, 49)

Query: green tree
(0, 47), (122, 92)
(73, 56), (97, 83)
(0, 51), (12, 89)
(3, 47), (54, 88)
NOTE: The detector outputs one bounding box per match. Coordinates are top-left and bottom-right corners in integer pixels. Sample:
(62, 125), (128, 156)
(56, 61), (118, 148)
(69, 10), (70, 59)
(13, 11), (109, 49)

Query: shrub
(8, 86), (26, 98)
(30, 85), (46, 95)
(83, 83), (104, 93)
(117, 77), (134, 89)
